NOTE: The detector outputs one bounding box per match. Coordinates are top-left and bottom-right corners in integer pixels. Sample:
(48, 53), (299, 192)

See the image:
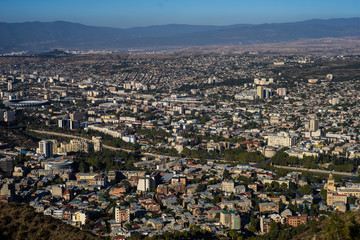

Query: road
(272, 164), (358, 177)
(29, 129), (173, 159)
(31, 129), (357, 178)
(0, 150), (19, 157)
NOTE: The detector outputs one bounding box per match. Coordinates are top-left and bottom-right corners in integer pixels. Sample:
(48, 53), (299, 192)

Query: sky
(1, 0), (359, 28)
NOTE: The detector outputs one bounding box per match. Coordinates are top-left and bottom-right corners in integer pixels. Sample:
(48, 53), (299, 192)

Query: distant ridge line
(0, 17), (359, 53)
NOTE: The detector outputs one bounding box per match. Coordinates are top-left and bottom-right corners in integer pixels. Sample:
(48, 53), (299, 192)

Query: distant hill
(0, 18), (360, 53)
(0, 203), (102, 240)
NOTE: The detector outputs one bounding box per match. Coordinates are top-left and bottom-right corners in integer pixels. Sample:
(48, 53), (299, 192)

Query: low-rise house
(286, 214), (308, 227)
(259, 202), (279, 213)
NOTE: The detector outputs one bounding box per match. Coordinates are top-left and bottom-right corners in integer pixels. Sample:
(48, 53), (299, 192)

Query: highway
(29, 129), (172, 159)
(28, 130), (358, 178)
(272, 164), (358, 177)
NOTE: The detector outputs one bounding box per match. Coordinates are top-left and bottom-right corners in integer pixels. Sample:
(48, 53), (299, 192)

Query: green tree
(349, 215), (360, 239)
(279, 199), (285, 211)
(320, 189), (327, 201)
(196, 184), (205, 192)
(229, 192), (235, 201)
(228, 230), (239, 239)
(269, 221), (279, 239)
(248, 217), (259, 233)
(327, 213), (350, 240)
(280, 183), (288, 190)
(300, 184), (313, 195)
(223, 169), (230, 179)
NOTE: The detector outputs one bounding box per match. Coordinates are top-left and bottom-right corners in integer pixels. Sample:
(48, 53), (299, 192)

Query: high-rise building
(7, 81), (13, 91)
(220, 210), (241, 230)
(3, 111), (15, 122)
(232, 213), (241, 230)
(257, 86), (264, 99)
(69, 139), (91, 153)
(70, 120), (80, 130)
(0, 182), (15, 202)
(309, 119), (319, 132)
(92, 136), (102, 152)
(264, 88), (274, 99)
(70, 112), (84, 121)
(72, 211), (87, 225)
(0, 110), (4, 121)
(221, 180), (235, 193)
(58, 119), (69, 128)
(115, 206), (130, 223)
(171, 175), (187, 185)
(0, 157), (14, 174)
(137, 175), (156, 192)
(39, 140), (53, 158)
(267, 132), (297, 147)
(277, 88), (287, 96)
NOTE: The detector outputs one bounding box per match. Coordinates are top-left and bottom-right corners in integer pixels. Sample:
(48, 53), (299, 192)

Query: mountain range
(0, 18), (360, 53)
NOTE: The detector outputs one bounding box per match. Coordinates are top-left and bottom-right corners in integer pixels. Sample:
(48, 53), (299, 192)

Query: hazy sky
(1, 0), (359, 28)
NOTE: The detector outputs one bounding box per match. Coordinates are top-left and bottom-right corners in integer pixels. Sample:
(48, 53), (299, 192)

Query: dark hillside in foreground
(0, 203), (103, 240)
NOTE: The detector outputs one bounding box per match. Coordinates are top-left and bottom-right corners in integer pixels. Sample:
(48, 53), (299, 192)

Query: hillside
(0, 203), (103, 240)
(292, 211), (360, 240)
(0, 18), (360, 53)
(1, 202), (360, 239)
(253, 211), (360, 240)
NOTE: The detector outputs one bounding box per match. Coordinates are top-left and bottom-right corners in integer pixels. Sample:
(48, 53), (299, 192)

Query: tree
(78, 161), (86, 172)
(54, 177), (64, 184)
(309, 204), (319, 217)
(196, 184), (205, 192)
(320, 189), (327, 201)
(327, 213), (350, 240)
(280, 183), (288, 190)
(269, 221), (279, 239)
(228, 230), (239, 239)
(270, 181), (280, 192)
(223, 169), (230, 179)
(212, 194), (222, 205)
(279, 199), (285, 211)
(349, 215), (360, 239)
(300, 184), (313, 196)
(288, 201), (295, 212)
(348, 196), (357, 205)
(229, 192), (235, 201)
(248, 217), (259, 233)
(294, 201), (299, 212)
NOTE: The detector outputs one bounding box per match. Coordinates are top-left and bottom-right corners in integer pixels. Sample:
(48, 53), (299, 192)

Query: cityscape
(1, 52), (360, 239)
(1, 1), (360, 240)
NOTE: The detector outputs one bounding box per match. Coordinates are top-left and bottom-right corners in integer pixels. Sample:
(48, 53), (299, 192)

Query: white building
(92, 136), (103, 151)
(38, 140), (53, 158)
(122, 135), (136, 144)
(267, 132), (297, 148)
(277, 88), (287, 96)
(72, 211), (87, 226)
(137, 175), (155, 192)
